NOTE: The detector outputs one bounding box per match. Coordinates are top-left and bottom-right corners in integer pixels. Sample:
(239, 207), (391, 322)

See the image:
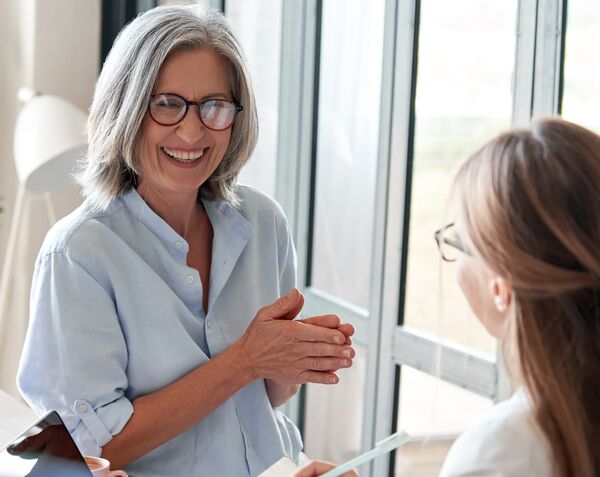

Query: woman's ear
(489, 276), (512, 313)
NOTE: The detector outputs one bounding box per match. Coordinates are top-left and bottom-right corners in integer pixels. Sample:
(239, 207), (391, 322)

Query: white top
(439, 389), (556, 477)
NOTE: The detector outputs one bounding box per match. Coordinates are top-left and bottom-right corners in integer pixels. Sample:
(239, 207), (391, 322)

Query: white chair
(0, 88), (88, 333)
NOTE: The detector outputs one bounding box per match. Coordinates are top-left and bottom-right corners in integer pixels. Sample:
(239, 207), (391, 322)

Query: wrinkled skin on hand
(237, 288), (356, 386)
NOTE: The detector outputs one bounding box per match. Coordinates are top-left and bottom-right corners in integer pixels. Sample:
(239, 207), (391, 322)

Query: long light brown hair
(455, 118), (600, 477)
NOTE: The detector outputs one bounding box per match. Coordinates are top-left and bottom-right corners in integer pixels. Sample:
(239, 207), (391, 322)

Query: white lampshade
(13, 93), (88, 192)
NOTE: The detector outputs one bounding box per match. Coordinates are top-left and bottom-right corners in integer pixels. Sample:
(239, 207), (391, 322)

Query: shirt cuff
(71, 396), (133, 456)
(274, 408), (303, 463)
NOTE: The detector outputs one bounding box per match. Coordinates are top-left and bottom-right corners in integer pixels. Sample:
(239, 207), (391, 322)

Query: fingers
(301, 356), (353, 372)
(300, 314), (341, 328)
(258, 288), (305, 321)
(278, 290), (305, 320)
(294, 460), (353, 477)
(299, 315), (355, 345)
(247, 295), (358, 384)
(297, 371), (340, 385)
(304, 342), (355, 360)
(338, 322), (355, 338)
(294, 321), (346, 344)
(298, 315), (354, 338)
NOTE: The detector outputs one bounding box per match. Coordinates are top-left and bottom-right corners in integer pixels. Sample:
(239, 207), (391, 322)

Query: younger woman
(297, 117), (600, 477)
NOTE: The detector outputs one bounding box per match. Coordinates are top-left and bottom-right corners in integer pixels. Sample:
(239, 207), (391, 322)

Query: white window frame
(258, 0), (567, 475)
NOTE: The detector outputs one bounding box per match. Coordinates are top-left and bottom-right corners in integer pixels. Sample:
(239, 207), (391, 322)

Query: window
(95, 2), (586, 475)
(310, 0), (386, 309)
(561, 0), (600, 131)
(227, 0), (283, 197)
(387, 1), (518, 474)
(301, 0), (387, 465)
(403, 0), (517, 355)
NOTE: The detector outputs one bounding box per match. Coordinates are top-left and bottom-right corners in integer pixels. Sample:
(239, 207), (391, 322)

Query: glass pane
(303, 346), (366, 464)
(310, 0), (385, 309)
(394, 366), (493, 476)
(228, 0), (282, 198)
(561, 1), (600, 132)
(403, 0), (518, 354)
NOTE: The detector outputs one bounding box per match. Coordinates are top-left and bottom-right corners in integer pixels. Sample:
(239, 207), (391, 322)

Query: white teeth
(162, 147), (205, 162)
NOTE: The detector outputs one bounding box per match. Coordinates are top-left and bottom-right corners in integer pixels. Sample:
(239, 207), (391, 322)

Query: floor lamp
(0, 89), (88, 336)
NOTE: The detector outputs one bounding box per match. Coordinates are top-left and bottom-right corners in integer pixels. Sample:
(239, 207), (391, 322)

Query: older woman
(17, 5), (355, 476)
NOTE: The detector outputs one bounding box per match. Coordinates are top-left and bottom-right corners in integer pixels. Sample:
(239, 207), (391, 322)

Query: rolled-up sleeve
(17, 251), (133, 456)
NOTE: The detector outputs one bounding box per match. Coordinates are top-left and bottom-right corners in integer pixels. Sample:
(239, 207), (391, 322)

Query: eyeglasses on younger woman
(434, 222), (470, 262)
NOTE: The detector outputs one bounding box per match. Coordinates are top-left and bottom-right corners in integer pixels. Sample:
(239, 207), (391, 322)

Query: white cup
(83, 456), (128, 477)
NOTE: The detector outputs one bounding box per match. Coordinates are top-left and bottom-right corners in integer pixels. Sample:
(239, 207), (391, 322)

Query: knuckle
(275, 296), (287, 308)
(306, 357), (321, 371)
(256, 305), (270, 319)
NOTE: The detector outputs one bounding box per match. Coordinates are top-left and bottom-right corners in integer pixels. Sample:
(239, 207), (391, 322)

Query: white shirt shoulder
(439, 389), (556, 477)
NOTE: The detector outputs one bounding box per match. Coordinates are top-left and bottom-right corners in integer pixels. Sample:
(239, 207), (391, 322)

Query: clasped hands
(236, 288), (355, 385)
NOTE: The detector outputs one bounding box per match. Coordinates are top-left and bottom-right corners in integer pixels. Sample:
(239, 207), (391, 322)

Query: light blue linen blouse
(17, 185), (303, 477)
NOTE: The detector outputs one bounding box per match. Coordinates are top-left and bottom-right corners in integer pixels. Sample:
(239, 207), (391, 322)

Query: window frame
(241, 0), (568, 475)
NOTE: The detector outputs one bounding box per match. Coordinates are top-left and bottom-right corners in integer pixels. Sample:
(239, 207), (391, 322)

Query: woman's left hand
(294, 460), (358, 477)
(299, 315), (355, 345)
(265, 315), (355, 407)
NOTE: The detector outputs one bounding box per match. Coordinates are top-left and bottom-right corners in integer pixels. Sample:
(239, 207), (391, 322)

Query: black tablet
(0, 410), (93, 477)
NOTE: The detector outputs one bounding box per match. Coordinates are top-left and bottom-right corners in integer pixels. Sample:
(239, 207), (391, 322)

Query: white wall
(0, 0), (101, 398)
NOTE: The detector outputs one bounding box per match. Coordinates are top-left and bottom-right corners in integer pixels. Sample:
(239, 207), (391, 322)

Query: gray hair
(77, 4), (258, 210)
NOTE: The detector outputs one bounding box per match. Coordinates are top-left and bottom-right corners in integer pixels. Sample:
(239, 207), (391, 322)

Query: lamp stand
(0, 184), (27, 338)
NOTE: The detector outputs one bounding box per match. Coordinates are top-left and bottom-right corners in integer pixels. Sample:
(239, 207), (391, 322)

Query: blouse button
(186, 274), (194, 284)
(78, 404), (88, 413)
(175, 241), (183, 249)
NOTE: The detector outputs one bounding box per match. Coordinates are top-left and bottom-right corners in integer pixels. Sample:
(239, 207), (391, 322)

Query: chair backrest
(13, 93), (87, 193)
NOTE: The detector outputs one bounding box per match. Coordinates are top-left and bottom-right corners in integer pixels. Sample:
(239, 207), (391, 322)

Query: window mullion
(372, 0), (419, 475)
(532, 0), (565, 117)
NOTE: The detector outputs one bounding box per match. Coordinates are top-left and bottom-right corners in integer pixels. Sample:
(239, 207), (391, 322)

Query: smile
(161, 147), (206, 163)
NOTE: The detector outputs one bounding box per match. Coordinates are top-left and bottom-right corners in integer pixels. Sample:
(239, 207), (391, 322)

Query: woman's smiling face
(136, 47), (233, 199)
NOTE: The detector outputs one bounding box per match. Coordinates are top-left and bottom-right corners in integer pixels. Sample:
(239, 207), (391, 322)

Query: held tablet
(0, 410), (93, 477)
(258, 430), (410, 477)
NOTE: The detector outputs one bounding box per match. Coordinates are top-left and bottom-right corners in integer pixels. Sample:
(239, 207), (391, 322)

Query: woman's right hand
(294, 460), (358, 477)
(235, 288), (355, 385)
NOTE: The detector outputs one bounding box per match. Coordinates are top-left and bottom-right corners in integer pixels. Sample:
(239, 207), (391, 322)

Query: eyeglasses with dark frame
(434, 222), (470, 262)
(148, 93), (243, 131)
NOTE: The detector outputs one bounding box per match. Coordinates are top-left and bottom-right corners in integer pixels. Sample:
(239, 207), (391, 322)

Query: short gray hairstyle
(77, 4), (258, 210)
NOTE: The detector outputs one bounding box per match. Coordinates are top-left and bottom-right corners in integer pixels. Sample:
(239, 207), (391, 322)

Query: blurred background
(0, 1), (598, 476)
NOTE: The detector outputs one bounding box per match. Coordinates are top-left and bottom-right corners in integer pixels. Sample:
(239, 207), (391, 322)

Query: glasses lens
(436, 223), (462, 262)
(200, 100), (237, 130)
(440, 240), (459, 262)
(149, 94), (186, 125)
